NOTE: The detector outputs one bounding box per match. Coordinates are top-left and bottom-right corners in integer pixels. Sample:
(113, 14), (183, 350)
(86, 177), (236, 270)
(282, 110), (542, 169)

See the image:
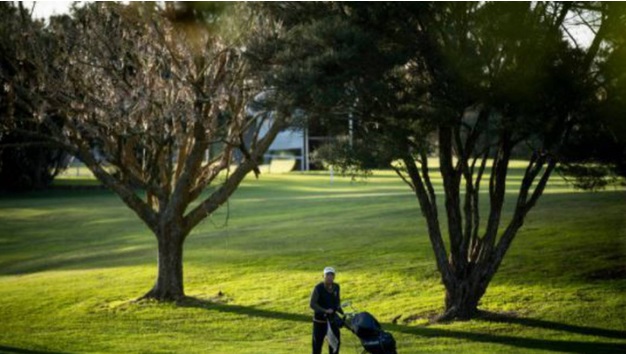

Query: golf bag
(341, 311), (397, 354)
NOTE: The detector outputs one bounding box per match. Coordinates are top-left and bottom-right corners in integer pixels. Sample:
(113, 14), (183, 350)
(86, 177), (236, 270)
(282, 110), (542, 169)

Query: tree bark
(140, 226), (186, 301)
(442, 275), (487, 320)
(434, 155), (556, 321)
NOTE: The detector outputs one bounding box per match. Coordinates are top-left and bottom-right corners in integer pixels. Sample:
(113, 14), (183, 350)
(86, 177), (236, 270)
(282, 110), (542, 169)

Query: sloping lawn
(0, 169), (624, 353)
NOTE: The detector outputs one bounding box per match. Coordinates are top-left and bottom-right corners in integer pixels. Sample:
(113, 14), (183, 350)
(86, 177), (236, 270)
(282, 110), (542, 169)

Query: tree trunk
(440, 271), (489, 321)
(140, 227), (186, 301)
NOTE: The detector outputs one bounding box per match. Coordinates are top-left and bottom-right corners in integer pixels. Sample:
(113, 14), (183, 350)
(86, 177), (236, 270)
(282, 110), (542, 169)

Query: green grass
(0, 167), (625, 353)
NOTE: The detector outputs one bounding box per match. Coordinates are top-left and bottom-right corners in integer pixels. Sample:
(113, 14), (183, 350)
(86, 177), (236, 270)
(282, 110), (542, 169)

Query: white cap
(323, 266), (336, 275)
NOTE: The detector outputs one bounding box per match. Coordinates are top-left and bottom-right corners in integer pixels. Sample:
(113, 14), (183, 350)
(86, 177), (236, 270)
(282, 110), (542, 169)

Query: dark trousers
(312, 320), (340, 354)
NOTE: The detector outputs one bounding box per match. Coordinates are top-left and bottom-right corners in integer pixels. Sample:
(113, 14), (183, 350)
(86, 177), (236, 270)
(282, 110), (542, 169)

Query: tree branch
(485, 157), (557, 281)
(479, 134), (512, 263)
(402, 153), (452, 285)
(77, 141), (158, 234)
(182, 115), (287, 235)
(439, 126), (465, 271)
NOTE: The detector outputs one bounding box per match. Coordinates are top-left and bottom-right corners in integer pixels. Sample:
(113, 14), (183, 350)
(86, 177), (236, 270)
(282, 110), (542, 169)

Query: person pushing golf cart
(310, 266), (343, 354)
(310, 267), (397, 354)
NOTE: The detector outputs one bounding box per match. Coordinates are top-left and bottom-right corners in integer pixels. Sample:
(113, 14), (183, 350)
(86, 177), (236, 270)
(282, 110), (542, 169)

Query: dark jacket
(310, 282), (343, 321)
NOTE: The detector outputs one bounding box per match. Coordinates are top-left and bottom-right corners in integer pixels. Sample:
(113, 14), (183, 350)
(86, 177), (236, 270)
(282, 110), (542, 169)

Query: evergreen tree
(264, 2), (626, 319)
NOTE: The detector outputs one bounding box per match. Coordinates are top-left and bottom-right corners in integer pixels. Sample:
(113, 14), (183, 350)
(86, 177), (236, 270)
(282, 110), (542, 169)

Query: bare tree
(1, 3), (287, 301)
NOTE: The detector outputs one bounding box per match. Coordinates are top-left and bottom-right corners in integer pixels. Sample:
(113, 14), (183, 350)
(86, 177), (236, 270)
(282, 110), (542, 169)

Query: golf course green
(0, 166), (624, 353)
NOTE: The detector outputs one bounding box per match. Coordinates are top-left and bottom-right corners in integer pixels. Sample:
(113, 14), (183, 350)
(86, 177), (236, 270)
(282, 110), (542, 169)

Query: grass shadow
(178, 298), (626, 354)
(176, 296), (311, 324)
(475, 310), (626, 340)
(385, 323), (626, 354)
(0, 345), (68, 354)
(0, 247), (153, 276)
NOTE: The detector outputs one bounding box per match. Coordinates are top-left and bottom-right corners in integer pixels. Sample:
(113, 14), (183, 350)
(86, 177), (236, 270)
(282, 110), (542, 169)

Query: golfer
(310, 266), (343, 354)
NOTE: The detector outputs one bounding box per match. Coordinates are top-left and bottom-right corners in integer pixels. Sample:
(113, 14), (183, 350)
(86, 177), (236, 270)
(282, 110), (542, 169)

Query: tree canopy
(260, 1), (626, 319)
(0, 3), (70, 192)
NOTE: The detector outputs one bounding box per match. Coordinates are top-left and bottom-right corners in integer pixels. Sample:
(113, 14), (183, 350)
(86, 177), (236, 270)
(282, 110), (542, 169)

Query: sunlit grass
(0, 168), (625, 353)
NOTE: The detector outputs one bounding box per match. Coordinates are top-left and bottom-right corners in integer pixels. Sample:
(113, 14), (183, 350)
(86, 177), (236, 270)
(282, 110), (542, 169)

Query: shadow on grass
(177, 297), (311, 324)
(385, 323), (626, 354)
(0, 345), (68, 354)
(0, 247), (153, 276)
(178, 297), (626, 354)
(475, 311), (626, 340)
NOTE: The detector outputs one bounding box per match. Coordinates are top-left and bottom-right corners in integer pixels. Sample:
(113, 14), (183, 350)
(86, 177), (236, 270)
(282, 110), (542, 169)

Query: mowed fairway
(0, 166), (625, 353)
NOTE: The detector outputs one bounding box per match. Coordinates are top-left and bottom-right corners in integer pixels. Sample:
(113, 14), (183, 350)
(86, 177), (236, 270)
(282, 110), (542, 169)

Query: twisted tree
(0, 2), (287, 301)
